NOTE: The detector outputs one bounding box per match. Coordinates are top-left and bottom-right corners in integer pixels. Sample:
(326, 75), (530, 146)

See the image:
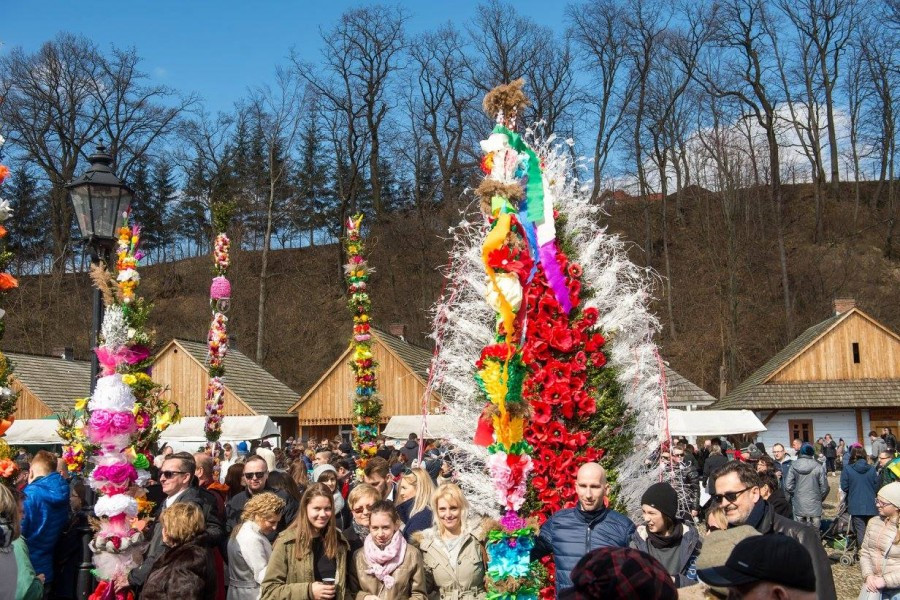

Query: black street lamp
(66, 144), (133, 600)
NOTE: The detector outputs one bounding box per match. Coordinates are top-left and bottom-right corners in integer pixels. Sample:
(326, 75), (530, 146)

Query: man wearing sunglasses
(129, 451), (225, 591)
(225, 455), (299, 541)
(711, 461), (835, 600)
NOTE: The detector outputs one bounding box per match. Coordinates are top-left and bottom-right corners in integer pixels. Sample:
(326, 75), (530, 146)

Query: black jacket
(767, 487), (793, 519)
(630, 523), (702, 587)
(225, 485), (299, 540)
(702, 454), (729, 491)
(129, 485), (225, 589)
(754, 501), (836, 600)
(142, 538), (216, 600)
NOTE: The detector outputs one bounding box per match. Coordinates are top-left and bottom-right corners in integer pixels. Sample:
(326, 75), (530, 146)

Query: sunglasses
(713, 486), (754, 504)
(159, 470), (188, 479)
(244, 472), (267, 480)
(352, 504), (374, 514)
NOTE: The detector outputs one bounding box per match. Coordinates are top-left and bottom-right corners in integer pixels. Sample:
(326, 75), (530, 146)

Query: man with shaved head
(531, 462), (636, 595)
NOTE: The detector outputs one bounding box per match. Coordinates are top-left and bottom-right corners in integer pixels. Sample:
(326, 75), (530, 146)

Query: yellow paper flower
(122, 374), (137, 386)
(74, 397), (88, 411)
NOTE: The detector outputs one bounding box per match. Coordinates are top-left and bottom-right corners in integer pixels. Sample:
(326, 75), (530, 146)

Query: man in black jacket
(129, 452), (225, 590)
(711, 461), (835, 600)
(225, 455), (298, 540)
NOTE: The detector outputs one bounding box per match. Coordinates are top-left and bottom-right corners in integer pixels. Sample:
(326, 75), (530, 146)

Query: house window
(789, 419), (813, 444)
(852, 342), (860, 364)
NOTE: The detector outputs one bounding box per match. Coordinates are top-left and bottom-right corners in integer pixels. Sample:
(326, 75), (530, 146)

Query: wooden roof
(665, 365), (716, 407)
(290, 328), (435, 417)
(166, 339), (299, 417)
(6, 351), (91, 414)
(714, 307), (900, 410)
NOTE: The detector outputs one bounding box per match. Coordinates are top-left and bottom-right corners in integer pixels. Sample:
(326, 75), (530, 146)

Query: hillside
(3, 184), (899, 401)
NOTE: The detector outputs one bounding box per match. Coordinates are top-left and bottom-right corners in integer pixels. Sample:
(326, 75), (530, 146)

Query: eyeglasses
(713, 486), (755, 504)
(672, 452), (684, 457)
(244, 472), (267, 480)
(159, 470), (188, 479)
(877, 498), (896, 507)
(352, 504), (374, 514)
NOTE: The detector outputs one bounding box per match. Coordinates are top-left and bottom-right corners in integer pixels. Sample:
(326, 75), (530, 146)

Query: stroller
(821, 499), (858, 566)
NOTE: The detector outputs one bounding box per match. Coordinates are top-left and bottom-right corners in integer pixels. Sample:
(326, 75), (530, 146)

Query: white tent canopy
(383, 415), (455, 440)
(668, 409), (766, 437)
(5, 419), (63, 445)
(159, 416), (279, 443)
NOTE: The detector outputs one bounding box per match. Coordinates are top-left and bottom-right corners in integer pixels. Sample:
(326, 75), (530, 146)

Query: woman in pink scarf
(349, 501), (427, 600)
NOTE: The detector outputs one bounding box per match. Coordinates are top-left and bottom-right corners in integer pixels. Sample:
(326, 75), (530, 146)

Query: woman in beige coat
(415, 483), (486, 600)
(349, 500), (427, 600)
(860, 481), (900, 597)
(261, 483), (351, 600)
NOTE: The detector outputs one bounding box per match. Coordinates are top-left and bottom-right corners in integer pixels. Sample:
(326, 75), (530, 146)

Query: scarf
(648, 523), (683, 549)
(351, 520), (369, 540)
(363, 531), (406, 589)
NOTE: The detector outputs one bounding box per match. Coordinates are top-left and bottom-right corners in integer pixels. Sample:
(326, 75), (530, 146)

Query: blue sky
(2, 1), (569, 116)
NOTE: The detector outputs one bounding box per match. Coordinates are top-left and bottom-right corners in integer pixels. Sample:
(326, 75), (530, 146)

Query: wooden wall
(10, 383), (52, 420)
(152, 343), (255, 417)
(295, 340), (438, 426)
(774, 312), (900, 382)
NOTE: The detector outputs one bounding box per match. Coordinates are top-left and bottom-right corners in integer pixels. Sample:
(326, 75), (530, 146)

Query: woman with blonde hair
(0, 483), (43, 600)
(397, 467), (435, 540)
(344, 484), (380, 554)
(261, 483), (350, 600)
(143, 502), (216, 600)
(860, 481), (900, 597)
(227, 492), (285, 600)
(414, 483), (486, 600)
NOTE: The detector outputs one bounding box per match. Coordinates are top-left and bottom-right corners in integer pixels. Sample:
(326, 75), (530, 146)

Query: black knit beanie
(641, 482), (678, 522)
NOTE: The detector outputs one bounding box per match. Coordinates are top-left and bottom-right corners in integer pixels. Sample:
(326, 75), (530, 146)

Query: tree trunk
(256, 180), (276, 363)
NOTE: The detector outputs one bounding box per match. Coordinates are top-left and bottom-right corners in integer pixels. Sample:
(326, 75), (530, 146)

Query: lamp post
(66, 144), (133, 599)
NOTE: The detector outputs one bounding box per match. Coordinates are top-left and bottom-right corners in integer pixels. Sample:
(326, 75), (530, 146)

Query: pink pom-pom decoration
(210, 276), (231, 300)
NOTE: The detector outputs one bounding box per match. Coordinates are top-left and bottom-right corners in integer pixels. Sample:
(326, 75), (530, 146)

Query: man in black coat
(711, 461), (835, 600)
(129, 452), (225, 590)
(225, 455), (299, 540)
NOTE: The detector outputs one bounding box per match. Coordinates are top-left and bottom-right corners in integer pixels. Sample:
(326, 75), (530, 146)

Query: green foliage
(585, 364), (634, 512)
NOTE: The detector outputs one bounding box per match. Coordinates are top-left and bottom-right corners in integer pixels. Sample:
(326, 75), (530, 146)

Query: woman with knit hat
(630, 482), (702, 587)
(859, 481), (900, 598)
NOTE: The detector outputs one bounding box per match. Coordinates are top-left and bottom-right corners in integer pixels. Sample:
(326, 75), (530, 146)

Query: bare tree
(468, 0), (547, 92)
(248, 67), (305, 362)
(697, 0), (796, 338)
(409, 24), (480, 203)
(527, 34), (578, 136)
(568, 0), (637, 201)
(0, 33), (192, 270)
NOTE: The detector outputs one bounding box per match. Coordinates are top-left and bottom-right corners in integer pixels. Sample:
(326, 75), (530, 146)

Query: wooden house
(8, 350), (91, 419)
(151, 339), (300, 439)
(712, 299), (900, 453)
(291, 327), (439, 440)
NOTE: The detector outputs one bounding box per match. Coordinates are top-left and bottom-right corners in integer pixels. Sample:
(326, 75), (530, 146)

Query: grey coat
(415, 526), (487, 600)
(785, 456), (830, 517)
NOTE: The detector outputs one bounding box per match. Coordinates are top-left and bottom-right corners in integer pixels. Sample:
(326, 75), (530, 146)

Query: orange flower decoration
(0, 458), (18, 478)
(0, 273), (17, 291)
(0, 225), (7, 239)
(0, 165), (9, 185)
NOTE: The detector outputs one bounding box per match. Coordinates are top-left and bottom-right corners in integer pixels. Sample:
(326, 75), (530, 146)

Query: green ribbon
(487, 527), (535, 542)
(494, 125), (544, 225)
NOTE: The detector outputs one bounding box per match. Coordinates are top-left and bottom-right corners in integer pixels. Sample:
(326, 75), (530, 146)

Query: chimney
(389, 323), (407, 341)
(833, 297), (856, 316)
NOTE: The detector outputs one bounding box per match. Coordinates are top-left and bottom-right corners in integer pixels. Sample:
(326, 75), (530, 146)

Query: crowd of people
(4, 428), (900, 599)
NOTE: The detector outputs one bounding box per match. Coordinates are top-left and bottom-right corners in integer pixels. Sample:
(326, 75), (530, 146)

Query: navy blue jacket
(531, 505), (636, 594)
(841, 459), (879, 517)
(21, 471), (70, 582)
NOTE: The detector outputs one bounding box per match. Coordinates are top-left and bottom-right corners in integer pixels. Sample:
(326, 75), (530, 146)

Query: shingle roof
(713, 379), (900, 410)
(5, 352), (91, 414)
(372, 328), (433, 383)
(721, 313), (843, 403)
(174, 339), (298, 417)
(665, 365), (716, 406)
(713, 309), (900, 410)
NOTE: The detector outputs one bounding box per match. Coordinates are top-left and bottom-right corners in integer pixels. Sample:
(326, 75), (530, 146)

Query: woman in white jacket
(227, 492), (285, 600)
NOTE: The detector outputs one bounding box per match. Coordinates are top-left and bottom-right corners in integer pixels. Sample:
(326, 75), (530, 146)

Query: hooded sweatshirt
(21, 471), (71, 582)
(400, 439), (419, 464)
(785, 455), (829, 517)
